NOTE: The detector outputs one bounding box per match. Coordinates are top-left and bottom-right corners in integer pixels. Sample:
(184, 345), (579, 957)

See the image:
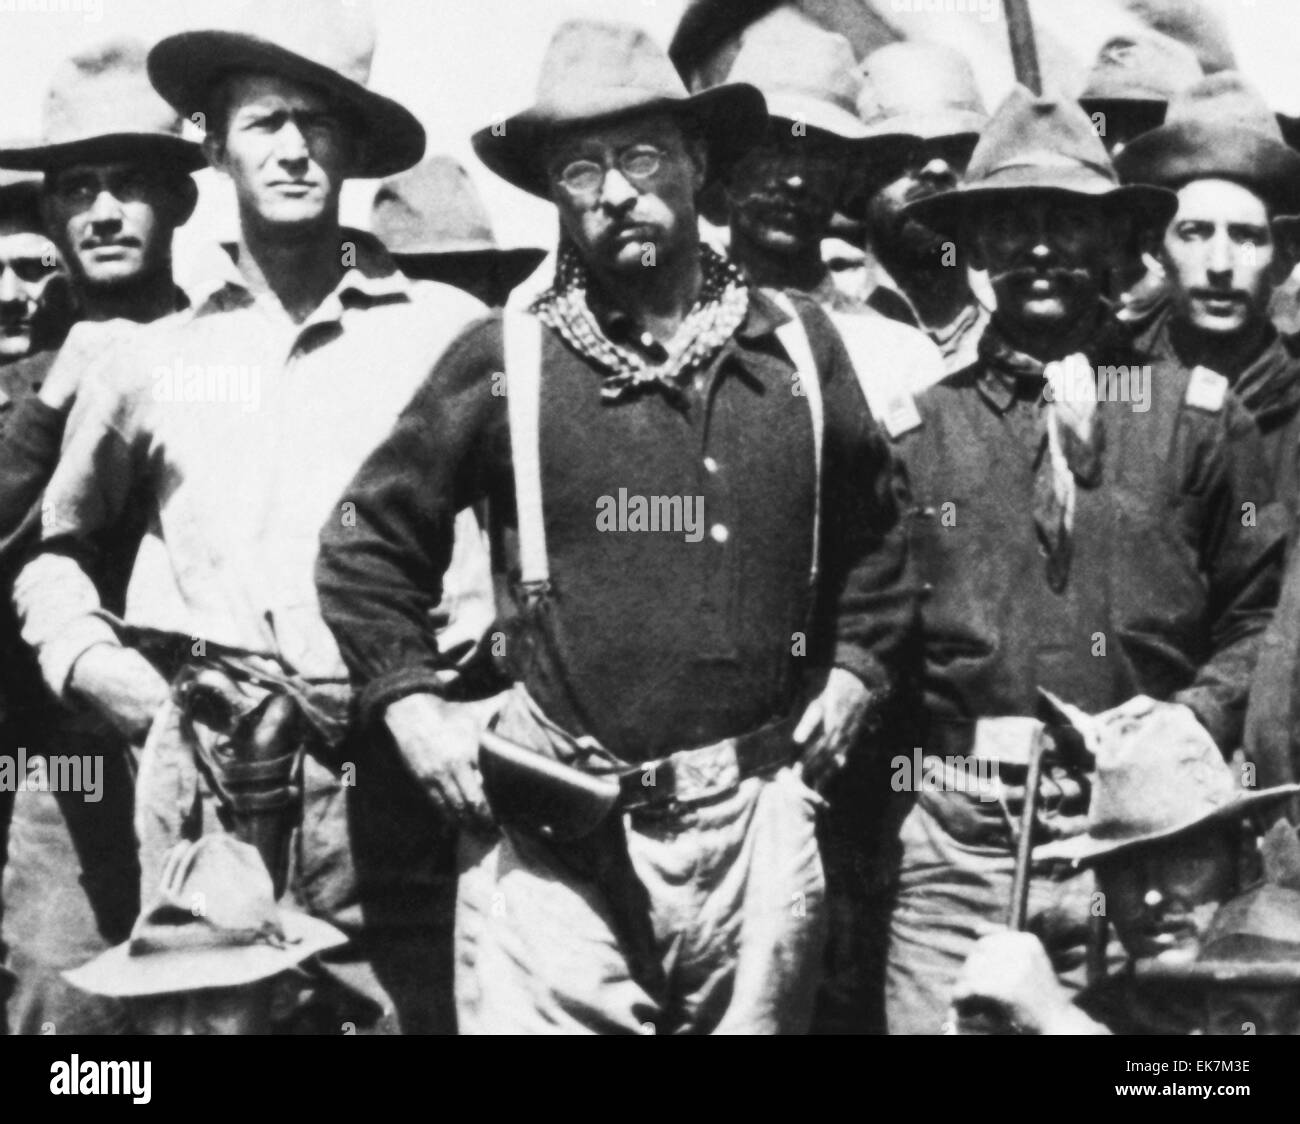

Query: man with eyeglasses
(0, 38), (202, 1036)
(12, 5), (494, 1034)
(316, 18), (916, 1034)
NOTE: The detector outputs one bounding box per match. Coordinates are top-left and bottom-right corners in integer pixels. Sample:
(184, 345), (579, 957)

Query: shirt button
(710, 524), (729, 544)
(703, 456), (718, 474)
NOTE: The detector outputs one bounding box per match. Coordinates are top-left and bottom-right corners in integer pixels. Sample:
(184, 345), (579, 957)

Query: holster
(164, 649), (352, 898)
(479, 728), (620, 842)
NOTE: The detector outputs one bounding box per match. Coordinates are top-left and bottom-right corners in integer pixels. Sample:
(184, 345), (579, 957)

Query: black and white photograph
(0, 0), (1297, 1083)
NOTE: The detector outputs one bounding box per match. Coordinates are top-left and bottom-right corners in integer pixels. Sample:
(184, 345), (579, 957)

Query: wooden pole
(1002, 0), (1042, 95)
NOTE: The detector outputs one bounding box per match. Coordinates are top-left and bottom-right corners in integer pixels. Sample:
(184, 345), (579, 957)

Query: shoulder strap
(501, 312), (550, 595)
(769, 292), (823, 587)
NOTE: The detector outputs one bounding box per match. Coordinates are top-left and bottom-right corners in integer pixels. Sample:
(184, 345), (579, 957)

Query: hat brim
(1034, 783), (1300, 867)
(1115, 120), (1300, 216)
(1134, 957), (1300, 986)
(902, 172), (1178, 238)
(862, 111), (986, 144)
(147, 31), (426, 179)
(471, 83), (767, 199)
(0, 132), (205, 175)
(394, 247), (548, 300)
(764, 93), (873, 141)
(62, 910), (348, 998)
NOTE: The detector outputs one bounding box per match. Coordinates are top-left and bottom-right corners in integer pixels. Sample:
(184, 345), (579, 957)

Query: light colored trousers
(456, 766), (828, 1035)
(885, 796), (1098, 1035)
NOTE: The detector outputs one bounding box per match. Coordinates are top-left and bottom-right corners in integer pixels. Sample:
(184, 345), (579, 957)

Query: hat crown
(1165, 71), (1284, 142)
(726, 8), (862, 119)
(857, 41), (987, 125)
(372, 156), (497, 255)
(966, 85), (1117, 190)
(1086, 703), (1242, 845)
(43, 38), (186, 148)
(532, 18), (690, 120)
(204, 0), (376, 86)
(129, 836), (283, 956)
(1079, 31), (1203, 103)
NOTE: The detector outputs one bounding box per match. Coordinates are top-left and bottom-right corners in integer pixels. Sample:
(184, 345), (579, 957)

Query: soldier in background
(884, 86), (1284, 1034)
(371, 156), (545, 308)
(857, 42), (992, 375)
(0, 171), (70, 367)
(0, 39), (203, 1036)
(1116, 74), (1300, 515)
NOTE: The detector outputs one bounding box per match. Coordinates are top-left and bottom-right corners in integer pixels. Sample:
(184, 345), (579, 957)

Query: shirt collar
(193, 228), (410, 316)
(974, 361), (1021, 414)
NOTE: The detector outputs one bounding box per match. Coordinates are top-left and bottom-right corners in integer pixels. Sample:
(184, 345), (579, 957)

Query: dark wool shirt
(1137, 307), (1300, 520)
(0, 350), (63, 721)
(316, 289), (916, 762)
(892, 327), (1285, 754)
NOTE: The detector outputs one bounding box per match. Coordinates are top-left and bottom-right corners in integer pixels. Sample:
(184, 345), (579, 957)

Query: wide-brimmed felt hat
(723, 8), (884, 145)
(0, 38), (204, 174)
(371, 156), (546, 300)
(902, 85), (1177, 237)
(147, 0), (424, 179)
(1127, 0), (1238, 76)
(471, 18), (766, 200)
(1136, 822), (1300, 986)
(1115, 72), (1300, 217)
(1077, 31), (1204, 136)
(64, 835), (346, 998)
(856, 42), (989, 147)
(1034, 698), (1300, 867)
(0, 170), (43, 230)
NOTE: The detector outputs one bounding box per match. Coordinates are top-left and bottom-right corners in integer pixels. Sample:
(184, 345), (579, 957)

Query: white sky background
(0, 0), (1295, 286)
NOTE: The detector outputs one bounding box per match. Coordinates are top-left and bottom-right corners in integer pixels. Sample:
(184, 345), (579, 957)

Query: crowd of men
(3, 0), (1300, 1035)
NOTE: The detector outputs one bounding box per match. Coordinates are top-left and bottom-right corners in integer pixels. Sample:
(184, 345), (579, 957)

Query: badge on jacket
(880, 391), (922, 438)
(1185, 365), (1228, 413)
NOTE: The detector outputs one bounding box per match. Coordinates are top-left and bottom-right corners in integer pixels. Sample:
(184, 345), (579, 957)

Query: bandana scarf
(531, 242), (750, 400)
(978, 319), (1121, 592)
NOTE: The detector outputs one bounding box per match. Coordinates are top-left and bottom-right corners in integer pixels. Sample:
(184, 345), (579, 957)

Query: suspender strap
(505, 300), (824, 592)
(502, 312), (550, 595)
(769, 292), (824, 587)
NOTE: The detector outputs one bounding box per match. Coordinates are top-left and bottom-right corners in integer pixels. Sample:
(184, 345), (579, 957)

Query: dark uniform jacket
(1137, 307), (1300, 520)
(0, 351), (63, 723)
(316, 289), (916, 763)
(892, 322), (1285, 757)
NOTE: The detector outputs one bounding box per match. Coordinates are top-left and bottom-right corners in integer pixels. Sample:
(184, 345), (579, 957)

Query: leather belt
(616, 713), (801, 814)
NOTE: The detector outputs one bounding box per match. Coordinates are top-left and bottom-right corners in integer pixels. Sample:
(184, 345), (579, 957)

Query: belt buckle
(628, 757), (683, 817)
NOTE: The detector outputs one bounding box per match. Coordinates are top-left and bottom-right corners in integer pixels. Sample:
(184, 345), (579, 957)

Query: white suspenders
(769, 291), (824, 588)
(502, 300), (825, 595)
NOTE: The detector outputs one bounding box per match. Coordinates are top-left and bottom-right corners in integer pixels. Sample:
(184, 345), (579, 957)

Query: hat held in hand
(64, 835), (346, 998)
(1035, 696), (1300, 867)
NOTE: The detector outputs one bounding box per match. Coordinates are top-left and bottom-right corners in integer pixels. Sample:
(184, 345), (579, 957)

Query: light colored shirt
(16, 233), (494, 693)
(802, 275), (947, 399)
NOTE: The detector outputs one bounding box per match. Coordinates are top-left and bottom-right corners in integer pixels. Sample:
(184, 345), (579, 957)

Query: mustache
(742, 191), (823, 218)
(80, 235), (141, 250)
(988, 265), (1090, 287)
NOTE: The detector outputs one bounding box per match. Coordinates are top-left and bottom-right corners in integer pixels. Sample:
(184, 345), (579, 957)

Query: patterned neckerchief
(530, 242), (750, 401)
